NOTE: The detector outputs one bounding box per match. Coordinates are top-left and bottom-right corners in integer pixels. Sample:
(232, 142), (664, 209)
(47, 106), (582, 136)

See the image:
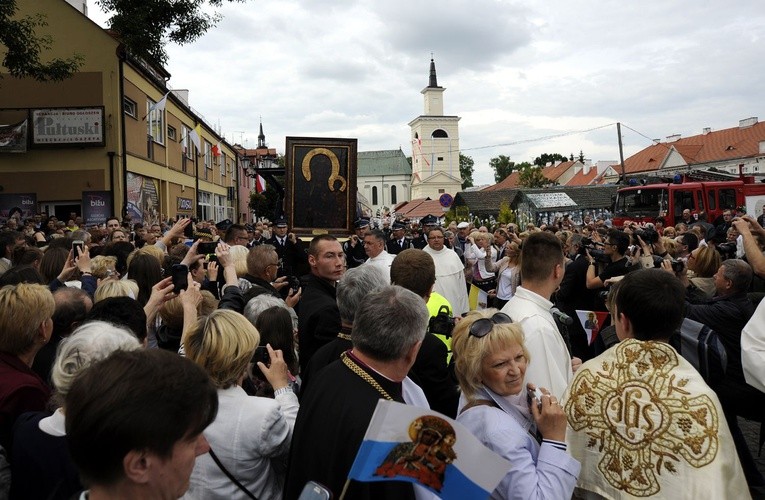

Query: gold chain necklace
(337, 332), (352, 341)
(341, 352), (393, 401)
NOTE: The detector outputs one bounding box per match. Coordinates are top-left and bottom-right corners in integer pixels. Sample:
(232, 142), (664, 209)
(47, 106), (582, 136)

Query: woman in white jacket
(184, 309), (298, 500)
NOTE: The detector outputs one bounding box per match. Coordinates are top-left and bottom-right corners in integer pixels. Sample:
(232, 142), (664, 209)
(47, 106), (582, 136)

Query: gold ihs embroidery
(564, 340), (719, 497)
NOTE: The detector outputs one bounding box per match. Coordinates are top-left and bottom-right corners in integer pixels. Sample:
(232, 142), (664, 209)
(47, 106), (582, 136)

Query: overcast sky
(89, 0), (763, 187)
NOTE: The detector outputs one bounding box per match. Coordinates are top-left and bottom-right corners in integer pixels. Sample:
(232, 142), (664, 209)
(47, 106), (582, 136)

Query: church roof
(357, 149), (411, 177)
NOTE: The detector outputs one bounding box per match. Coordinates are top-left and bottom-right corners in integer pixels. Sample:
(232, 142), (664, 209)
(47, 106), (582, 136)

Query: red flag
(211, 142), (222, 157)
(256, 174), (266, 193)
(575, 310), (610, 345)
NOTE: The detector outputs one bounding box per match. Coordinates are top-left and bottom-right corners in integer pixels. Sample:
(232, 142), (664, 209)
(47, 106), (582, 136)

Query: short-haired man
(564, 269), (748, 499)
(422, 227), (469, 316)
(502, 231), (576, 399)
(266, 216), (308, 278)
(301, 265), (389, 392)
(105, 217), (120, 234)
(675, 232), (698, 260)
(343, 218), (370, 268)
(585, 229), (631, 300)
(243, 244), (300, 307)
(391, 248), (459, 417)
(222, 223), (250, 246)
(362, 229), (395, 278)
(412, 215), (438, 250)
(297, 235), (345, 372)
(285, 286), (429, 500)
(386, 221), (411, 255)
(65, 349), (218, 499)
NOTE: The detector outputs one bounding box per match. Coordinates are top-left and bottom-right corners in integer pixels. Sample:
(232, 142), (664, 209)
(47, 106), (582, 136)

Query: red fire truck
(612, 172), (765, 227)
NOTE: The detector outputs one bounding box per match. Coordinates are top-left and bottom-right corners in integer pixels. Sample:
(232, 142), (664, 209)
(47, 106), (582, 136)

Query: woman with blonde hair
(93, 278), (139, 303)
(687, 245), (722, 300)
(452, 309), (580, 499)
(183, 309), (298, 500)
(0, 283), (55, 452)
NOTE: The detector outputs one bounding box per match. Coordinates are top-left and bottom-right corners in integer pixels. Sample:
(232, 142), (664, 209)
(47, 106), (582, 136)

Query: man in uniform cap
(412, 215), (438, 249)
(343, 218), (370, 268)
(386, 221), (411, 255)
(266, 215), (309, 277)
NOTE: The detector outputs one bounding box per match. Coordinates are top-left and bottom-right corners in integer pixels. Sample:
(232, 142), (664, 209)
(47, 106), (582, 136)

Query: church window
(372, 186), (378, 205)
(438, 189), (445, 194)
(437, 157), (444, 161)
(391, 185), (397, 204)
(431, 129), (448, 138)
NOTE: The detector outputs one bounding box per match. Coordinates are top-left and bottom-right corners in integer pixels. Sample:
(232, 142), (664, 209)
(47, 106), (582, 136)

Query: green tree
(533, 153), (568, 167)
(459, 153), (474, 189)
(96, 0), (246, 65)
(0, 0), (83, 81)
(498, 201), (515, 224)
(490, 154), (516, 183)
(249, 183), (280, 220)
(518, 164), (550, 189)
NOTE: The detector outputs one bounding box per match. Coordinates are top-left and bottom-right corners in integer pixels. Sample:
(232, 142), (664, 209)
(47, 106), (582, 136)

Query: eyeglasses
(468, 312), (513, 338)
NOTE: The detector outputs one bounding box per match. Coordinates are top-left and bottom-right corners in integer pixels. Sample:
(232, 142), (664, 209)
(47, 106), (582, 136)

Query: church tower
(408, 58), (462, 201)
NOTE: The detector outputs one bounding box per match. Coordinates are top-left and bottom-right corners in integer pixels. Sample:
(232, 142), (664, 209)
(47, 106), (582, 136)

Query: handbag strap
(208, 447), (258, 500)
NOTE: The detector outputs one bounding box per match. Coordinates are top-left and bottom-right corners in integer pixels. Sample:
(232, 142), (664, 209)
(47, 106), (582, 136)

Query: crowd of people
(0, 204), (764, 499)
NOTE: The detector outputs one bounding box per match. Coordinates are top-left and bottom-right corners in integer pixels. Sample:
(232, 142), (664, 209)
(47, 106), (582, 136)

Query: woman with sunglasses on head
(452, 309), (580, 499)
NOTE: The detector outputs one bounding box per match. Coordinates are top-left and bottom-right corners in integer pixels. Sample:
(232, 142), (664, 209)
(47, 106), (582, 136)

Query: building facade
(408, 59), (462, 200)
(0, 0), (242, 225)
(357, 149), (411, 216)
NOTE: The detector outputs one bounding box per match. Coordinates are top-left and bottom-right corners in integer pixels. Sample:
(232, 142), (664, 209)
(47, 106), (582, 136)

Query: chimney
(702, 127), (711, 135)
(739, 117), (758, 128)
(173, 90), (189, 106)
(666, 134), (681, 142)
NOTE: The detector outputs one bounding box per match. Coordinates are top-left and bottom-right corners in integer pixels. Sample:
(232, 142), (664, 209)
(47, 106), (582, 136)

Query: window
(719, 189), (736, 210)
(123, 97), (137, 118)
(390, 185), (397, 205)
(372, 186), (378, 205)
(214, 194), (226, 222)
(437, 157), (444, 161)
(146, 99), (164, 144)
(220, 152), (226, 177)
(198, 192), (211, 221)
(167, 126), (177, 141)
(438, 189), (445, 194)
(672, 190), (695, 222)
(614, 188), (668, 216)
(204, 141), (212, 169)
(431, 129), (448, 138)
(181, 125), (194, 159)
(707, 189), (716, 211)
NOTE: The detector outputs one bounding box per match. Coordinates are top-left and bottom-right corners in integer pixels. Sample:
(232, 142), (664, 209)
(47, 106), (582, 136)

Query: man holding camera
(343, 218), (370, 268)
(556, 234), (598, 360)
(585, 229), (631, 304)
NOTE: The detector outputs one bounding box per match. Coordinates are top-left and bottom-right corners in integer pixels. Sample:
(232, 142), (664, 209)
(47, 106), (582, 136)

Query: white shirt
(183, 385), (299, 500)
(364, 250), (395, 279)
(502, 287), (573, 399)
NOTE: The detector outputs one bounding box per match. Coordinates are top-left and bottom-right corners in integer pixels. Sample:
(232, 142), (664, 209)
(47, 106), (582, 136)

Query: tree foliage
(533, 153), (568, 167)
(518, 164), (550, 189)
(97, 0), (245, 65)
(490, 154), (516, 183)
(0, 0), (83, 82)
(459, 153), (474, 190)
(249, 184), (279, 220)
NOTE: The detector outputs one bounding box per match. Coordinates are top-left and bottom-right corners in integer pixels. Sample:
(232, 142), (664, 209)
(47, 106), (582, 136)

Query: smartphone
(527, 388), (542, 410)
(197, 242), (218, 255)
(288, 276), (300, 295)
(171, 264), (189, 294)
(297, 481), (332, 500)
(182, 217), (194, 239)
(72, 240), (84, 257)
(252, 346), (270, 365)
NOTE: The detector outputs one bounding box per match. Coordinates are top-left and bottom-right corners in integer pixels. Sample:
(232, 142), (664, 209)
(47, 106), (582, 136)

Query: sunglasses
(468, 312), (513, 338)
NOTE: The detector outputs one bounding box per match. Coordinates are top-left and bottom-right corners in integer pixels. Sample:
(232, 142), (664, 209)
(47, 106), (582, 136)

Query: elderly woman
(485, 241), (521, 310)
(452, 309), (580, 499)
(10, 321), (141, 500)
(183, 309), (298, 500)
(0, 283), (54, 453)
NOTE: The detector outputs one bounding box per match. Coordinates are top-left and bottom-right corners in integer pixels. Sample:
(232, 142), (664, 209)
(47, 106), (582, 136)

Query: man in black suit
(343, 218), (370, 268)
(386, 221), (411, 255)
(266, 216), (309, 278)
(411, 215), (438, 249)
(556, 234), (598, 361)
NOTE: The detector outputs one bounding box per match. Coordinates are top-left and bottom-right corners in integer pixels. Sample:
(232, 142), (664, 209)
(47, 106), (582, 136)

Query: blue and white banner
(348, 400), (510, 499)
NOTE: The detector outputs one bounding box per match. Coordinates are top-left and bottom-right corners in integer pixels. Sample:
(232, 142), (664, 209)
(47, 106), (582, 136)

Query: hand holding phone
(171, 264), (189, 294)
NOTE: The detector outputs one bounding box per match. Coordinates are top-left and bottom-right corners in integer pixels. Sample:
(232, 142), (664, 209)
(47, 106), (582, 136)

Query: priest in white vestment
(422, 227), (469, 316)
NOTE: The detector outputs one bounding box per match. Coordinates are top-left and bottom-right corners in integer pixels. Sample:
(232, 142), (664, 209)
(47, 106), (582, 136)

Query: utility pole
(617, 122), (626, 184)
